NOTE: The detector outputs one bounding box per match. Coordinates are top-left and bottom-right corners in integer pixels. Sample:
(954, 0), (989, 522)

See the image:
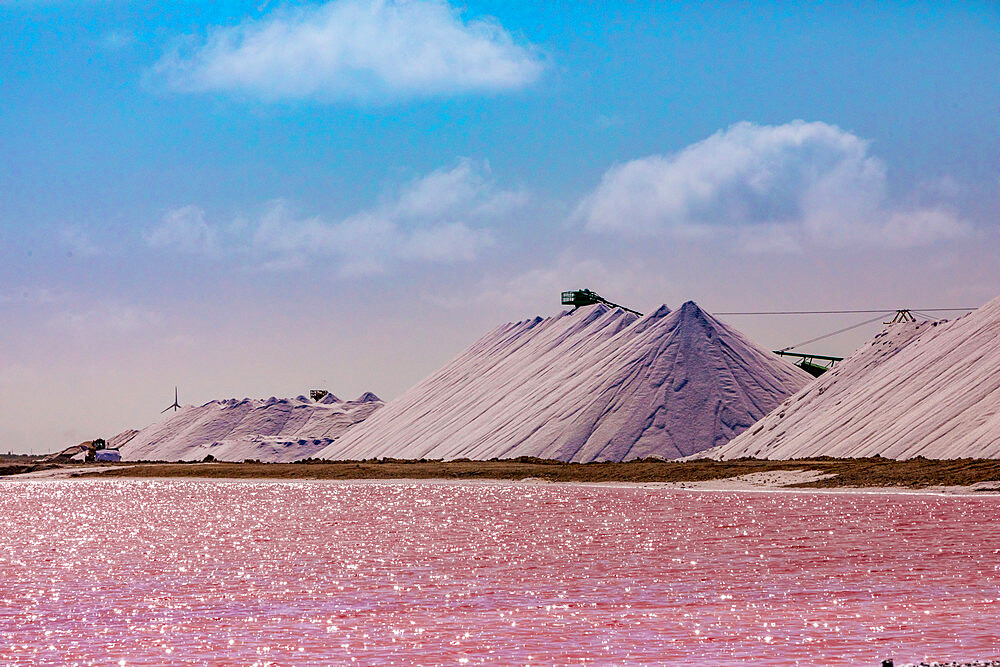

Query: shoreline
(6, 473), (1000, 497)
(3, 458), (1000, 494)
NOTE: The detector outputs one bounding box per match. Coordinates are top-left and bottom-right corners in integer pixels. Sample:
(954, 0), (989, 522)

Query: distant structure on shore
(45, 438), (121, 463)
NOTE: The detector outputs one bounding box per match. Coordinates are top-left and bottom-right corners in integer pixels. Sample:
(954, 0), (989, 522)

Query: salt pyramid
(317, 302), (811, 462)
(706, 294), (1000, 459)
(114, 393), (383, 462)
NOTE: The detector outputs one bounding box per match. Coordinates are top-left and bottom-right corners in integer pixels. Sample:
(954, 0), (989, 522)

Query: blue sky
(1, 0), (998, 452)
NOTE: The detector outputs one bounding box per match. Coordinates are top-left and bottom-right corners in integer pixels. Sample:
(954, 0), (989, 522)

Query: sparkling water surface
(1, 480), (998, 665)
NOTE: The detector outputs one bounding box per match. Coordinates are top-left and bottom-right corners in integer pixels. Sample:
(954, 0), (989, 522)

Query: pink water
(1, 480), (998, 665)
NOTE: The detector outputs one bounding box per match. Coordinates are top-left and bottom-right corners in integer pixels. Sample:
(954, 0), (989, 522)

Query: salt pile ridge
(706, 294), (1000, 460)
(318, 302), (811, 462)
(114, 393), (383, 462)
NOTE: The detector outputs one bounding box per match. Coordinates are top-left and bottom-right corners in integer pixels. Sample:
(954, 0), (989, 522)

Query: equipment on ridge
(885, 309), (916, 324)
(560, 289), (643, 316)
(772, 351), (843, 378)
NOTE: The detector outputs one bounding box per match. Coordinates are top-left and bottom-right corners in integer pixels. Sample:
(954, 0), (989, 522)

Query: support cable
(777, 313), (893, 353)
(911, 310), (945, 322)
(717, 307), (975, 315)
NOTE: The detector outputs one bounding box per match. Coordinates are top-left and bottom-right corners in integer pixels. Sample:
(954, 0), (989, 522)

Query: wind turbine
(162, 386), (182, 413)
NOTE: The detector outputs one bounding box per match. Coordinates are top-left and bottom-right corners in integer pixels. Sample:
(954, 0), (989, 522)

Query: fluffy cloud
(149, 160), (520, 275)
(151, 0), (544, 102)
(53, 302), (164, 334)
(576, 120), (970, 250)
(146, 205), (220, 256)
(426, 252), (674, 316)
(0, 287), (60, 306)
(57, 226), (103, 258)
(879, 207), (971, 248)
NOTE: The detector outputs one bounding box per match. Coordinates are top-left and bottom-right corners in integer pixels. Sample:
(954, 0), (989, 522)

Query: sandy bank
(0, 465), (135, 480)
(1, 457), (993, 493)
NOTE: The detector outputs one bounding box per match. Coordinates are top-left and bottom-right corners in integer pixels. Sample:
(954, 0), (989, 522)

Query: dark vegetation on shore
(0, 455), (60, 477)
(24, 456), (996, 489)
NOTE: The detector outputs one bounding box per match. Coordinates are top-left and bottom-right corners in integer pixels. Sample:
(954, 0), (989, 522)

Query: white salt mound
(106, 429), (139, 450)
(317, 301), (811, 462)
(705, 294), (1000, 460)
(114, 392), (383, 462)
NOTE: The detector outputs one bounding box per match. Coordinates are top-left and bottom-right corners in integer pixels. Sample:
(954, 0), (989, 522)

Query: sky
(1, 0), (998, 453)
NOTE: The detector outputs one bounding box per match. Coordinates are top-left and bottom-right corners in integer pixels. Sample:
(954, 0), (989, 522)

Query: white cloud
(53, 302), (164, 334)
(576, 120), (971, 250)
(251, 161), (509, 274)
(147, 205), (220, 256)
(879, 207), (971, 248)
(2, 286), (162, 342)
(150, 160), (519, 276)
(400, 223), (487, 262)
(100, 30), (137, 51)
(0, 286), (61, 306)
(57, 226), (103, 258)
(427, 252), (673, 314)
(151, 0), (544, 102)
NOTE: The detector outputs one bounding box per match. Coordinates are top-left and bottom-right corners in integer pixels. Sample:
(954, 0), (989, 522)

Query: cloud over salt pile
(706, 294), (1000, 460)
(318, 302), (811, 462)
(114, 393), (382, 462)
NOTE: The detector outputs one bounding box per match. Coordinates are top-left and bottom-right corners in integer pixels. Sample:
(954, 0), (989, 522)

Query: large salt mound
(705, 294), (1000, 460)
(317, 301), (811, 462)
(114, 393), (383, 462)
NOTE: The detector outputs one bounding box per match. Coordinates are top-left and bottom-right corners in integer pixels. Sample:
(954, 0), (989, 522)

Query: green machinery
(774, 310), (917, 376)
(560, 289), (643, 316)
(772, 351), (843, 378)
(769, 309), (921, 377)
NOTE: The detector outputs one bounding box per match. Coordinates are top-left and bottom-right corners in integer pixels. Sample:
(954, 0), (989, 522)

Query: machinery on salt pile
(560, 289), (643, 316)
(560, 289), (974, 378)
(45, 438), (121, 463)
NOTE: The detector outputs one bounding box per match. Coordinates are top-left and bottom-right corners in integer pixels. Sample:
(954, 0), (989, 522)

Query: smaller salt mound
(706, 294), (1000, 460)
(116, 392), (383, 462)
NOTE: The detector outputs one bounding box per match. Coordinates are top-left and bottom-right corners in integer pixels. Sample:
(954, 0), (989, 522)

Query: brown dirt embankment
(56, 456), (1000, 489)
(0, 457), (60, 477)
